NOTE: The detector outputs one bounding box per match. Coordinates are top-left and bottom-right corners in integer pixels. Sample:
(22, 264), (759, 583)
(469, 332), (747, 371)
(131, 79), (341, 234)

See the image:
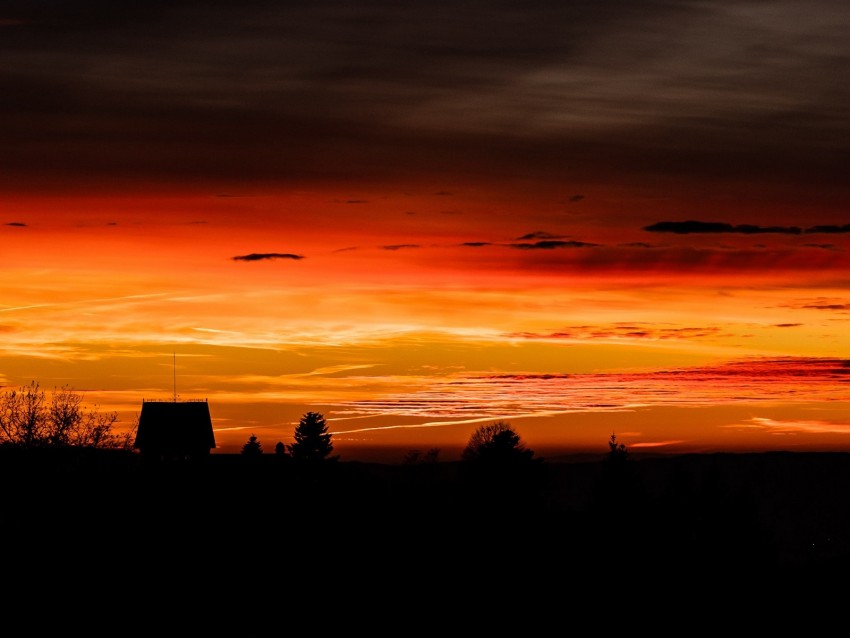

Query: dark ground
(5, 448), (850, 567)
(5, 446), (850, 619)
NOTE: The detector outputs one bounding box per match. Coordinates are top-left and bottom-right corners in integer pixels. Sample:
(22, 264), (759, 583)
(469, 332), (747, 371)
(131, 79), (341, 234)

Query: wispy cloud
(381, 244), (420, 251)
(333, 357), (850, 424)
(730, 417), (850, 435)
(506, 324), (724, 341)
(4, 222), (26, 227)
(784, 298), (850, 311)
(515, 231), (565, 241)
(508, 240), (598, 250)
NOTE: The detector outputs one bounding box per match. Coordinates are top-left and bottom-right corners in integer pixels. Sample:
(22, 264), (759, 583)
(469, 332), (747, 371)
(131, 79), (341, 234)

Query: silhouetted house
(134, 399), (216, 463)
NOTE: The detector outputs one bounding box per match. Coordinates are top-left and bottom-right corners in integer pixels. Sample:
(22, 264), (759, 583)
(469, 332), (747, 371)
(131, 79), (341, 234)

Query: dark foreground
(5, 447), (850, 616)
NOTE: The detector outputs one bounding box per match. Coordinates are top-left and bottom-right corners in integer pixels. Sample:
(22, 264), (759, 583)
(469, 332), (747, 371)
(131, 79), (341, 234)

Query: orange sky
(2, 2), (849, 461)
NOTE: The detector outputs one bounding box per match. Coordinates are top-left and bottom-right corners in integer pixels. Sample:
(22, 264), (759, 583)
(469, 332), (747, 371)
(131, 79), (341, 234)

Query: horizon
(2, 1), (849, 465)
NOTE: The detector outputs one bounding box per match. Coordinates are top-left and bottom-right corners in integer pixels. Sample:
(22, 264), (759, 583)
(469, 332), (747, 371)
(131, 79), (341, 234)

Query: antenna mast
(173, 351), (177, 402)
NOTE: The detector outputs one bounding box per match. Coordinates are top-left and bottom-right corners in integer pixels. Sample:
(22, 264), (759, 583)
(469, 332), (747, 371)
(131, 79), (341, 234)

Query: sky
(2, 0), (849, 462)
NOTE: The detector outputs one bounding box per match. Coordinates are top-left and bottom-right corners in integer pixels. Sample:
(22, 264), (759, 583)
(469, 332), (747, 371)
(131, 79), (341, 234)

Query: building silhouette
(133, 399), (216, 463)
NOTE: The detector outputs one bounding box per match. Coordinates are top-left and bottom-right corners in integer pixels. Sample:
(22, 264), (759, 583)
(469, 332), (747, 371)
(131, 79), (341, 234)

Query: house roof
(133, 400), (216, 454)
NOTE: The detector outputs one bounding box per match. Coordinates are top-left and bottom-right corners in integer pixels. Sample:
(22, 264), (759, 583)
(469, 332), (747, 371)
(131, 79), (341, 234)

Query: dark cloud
(805, 224), (850, 234)
(231, 252), (305, 262)
(646, 220), (850, 235)
(515, 231), (564, 240)
(381, 244), (419, 250)
(509, 240), (598, 250)
(4, 222), (26, 226)
(774, 323), (802, 328)
(644, 221), (803, 234)
(346, 200), (368, 204)
(483, 244), (850, 275)
(568, 194), (585, 202)
(802, 303), (850, 310)
(620, 242), (654, 248)
(781, 298), (850, 311)
(803, 243), (841, 250)
(1, 1), (847, 193)
(461, 242), (492, 247)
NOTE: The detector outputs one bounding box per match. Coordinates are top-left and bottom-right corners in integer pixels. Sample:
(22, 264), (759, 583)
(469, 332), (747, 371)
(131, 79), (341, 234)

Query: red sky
(2, 1), (850, 462)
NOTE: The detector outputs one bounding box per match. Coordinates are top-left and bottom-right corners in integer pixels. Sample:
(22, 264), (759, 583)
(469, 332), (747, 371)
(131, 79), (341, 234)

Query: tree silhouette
(459, 421), (547, 508)
(274, 441), (288, 457)
(599, 432), (636, 493)
(0, 381), (127, 449)
(287, 411), (337, 462)
(461, 421), (537, 464)
(241, 433), (263, 457)
(608, 431), (628, 463)
(588, 431), (645, 546)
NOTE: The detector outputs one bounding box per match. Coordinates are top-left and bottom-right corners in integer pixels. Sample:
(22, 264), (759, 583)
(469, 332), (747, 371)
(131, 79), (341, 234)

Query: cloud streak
(645, 221), (850, 235)
(231, 253), (305, 262)
(381, 244), (420, 251)
(334, 357), (850, 424)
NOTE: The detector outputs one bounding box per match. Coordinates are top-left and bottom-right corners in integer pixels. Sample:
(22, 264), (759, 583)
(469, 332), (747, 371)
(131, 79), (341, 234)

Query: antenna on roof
(173, 351), (177, 402)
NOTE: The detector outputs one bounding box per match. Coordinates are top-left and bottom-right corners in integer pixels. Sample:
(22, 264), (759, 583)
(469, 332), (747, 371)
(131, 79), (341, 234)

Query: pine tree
(241, 433), (263, 457)
(287, 411), (337, 462)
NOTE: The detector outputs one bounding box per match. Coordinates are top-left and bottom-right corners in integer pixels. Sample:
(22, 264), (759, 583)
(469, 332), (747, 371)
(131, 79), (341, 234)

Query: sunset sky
(2, 1), (849, 462)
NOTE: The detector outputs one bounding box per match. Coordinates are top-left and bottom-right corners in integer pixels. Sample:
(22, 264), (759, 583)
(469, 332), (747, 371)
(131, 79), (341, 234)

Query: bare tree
(48, 385), (84, 446)
(0, 381), (125, 449)
(75, 409), (129, 449)
(0, 381), (48, 447)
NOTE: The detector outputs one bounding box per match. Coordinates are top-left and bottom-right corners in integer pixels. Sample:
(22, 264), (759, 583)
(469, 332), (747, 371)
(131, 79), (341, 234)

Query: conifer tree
(241, 433), (263, 456)
(287, 411), (337, 462)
